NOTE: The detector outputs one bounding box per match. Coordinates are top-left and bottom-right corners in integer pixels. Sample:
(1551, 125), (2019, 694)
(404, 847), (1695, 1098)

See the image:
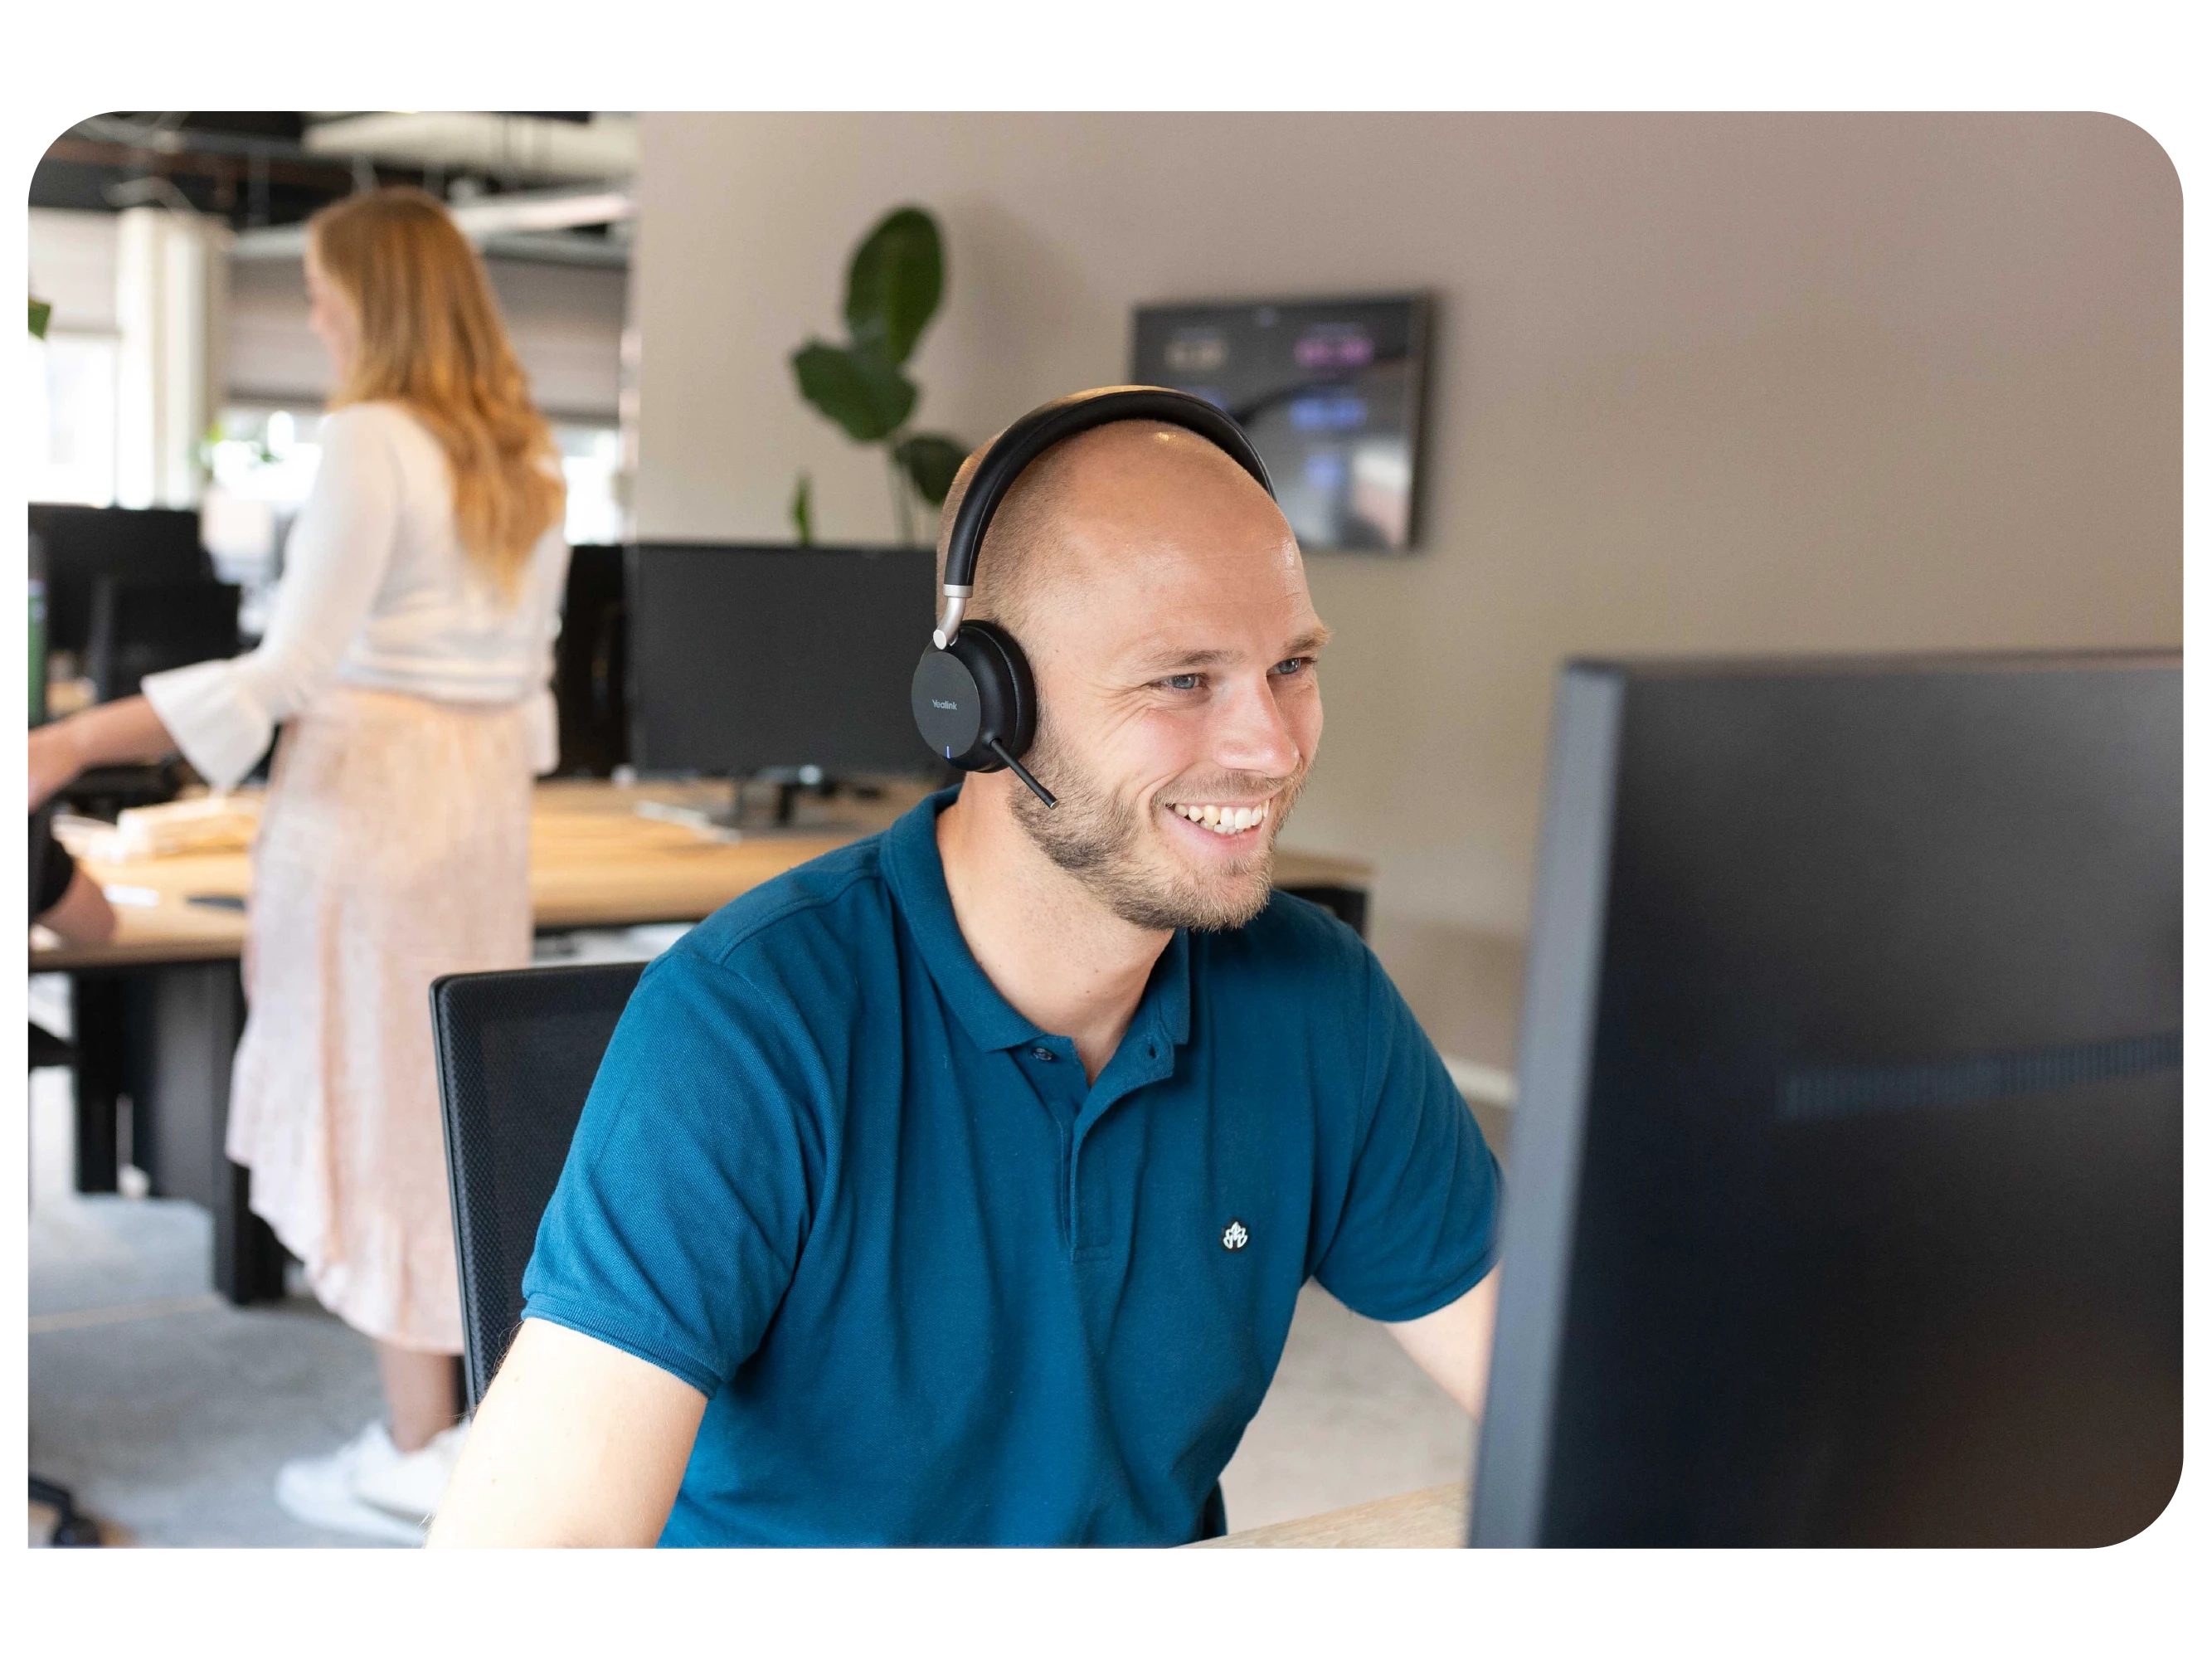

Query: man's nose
(1214, 674), (1303, 779)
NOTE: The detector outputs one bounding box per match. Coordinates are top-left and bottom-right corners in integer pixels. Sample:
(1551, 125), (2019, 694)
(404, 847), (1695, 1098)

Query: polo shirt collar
(882, 788), (1191, 1059)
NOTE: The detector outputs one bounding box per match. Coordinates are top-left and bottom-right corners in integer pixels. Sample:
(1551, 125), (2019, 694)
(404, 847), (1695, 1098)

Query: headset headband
(933, 385), (1276, 648)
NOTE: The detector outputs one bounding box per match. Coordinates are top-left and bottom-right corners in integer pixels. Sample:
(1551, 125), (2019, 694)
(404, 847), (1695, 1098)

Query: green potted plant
(789, 206), (966, 547)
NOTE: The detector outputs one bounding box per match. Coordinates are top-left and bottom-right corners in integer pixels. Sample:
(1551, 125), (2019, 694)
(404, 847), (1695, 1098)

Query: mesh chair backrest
(430, 961), (646, 1409)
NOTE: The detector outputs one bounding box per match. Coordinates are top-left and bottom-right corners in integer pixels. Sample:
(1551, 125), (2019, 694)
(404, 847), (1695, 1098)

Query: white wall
(629, 113), (2180, 944)
(227, 254), (627, 421)
(30, 206), (225, 509)
(27, 208), (119, 333)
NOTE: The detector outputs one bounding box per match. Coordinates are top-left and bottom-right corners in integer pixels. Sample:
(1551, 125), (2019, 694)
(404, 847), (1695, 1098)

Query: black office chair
(429, 961), (645, 1409)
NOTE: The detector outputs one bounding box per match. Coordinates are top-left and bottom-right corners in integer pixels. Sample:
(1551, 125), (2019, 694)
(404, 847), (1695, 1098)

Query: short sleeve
(519, 947), (828, 1398)
(1311, 954), (1502, 1323)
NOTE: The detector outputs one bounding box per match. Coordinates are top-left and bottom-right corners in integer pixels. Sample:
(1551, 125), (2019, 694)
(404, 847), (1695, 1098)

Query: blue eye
(1271, 657), (1310, 676)
(1164, 674), (1203, 692)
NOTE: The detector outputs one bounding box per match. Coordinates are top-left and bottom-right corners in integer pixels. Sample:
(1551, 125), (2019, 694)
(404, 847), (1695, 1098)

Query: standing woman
(27, 187), (570, 1542)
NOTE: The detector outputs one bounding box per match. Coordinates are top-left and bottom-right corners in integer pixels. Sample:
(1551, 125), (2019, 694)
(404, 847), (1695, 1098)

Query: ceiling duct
(231, 183), (635, 262)
(302, 112), (639, 180)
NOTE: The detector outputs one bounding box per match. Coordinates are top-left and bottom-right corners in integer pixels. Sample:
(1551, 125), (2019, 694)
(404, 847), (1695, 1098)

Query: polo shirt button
(1030, 1046), (1057, 1063)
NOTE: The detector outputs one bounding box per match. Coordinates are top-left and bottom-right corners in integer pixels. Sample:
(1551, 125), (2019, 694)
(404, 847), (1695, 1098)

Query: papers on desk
(56, 794), (261, 863)
(634, 799), (741, 843)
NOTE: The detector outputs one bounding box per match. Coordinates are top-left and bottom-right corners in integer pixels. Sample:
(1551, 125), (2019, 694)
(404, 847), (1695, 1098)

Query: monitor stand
(720, 767), (884, 837)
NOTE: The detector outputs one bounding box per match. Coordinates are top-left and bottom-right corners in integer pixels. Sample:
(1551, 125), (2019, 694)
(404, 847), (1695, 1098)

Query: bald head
(934, 419), (1290, 642)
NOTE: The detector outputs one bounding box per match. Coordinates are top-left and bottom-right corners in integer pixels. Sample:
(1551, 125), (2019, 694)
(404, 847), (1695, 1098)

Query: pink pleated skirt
(225, 684), (533, 1352)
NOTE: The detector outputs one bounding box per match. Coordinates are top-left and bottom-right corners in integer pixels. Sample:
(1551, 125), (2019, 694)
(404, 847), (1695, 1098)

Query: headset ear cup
(960, 621), (1038, 762)
(911, 621), (1038, 772)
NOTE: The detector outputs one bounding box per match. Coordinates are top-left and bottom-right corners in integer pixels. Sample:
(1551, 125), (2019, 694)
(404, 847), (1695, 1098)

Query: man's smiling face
(996, 422), (1328, 932)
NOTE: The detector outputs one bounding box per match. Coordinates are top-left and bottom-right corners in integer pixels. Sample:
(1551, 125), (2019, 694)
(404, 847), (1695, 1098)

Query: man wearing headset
(431, 388), (1501, 1547)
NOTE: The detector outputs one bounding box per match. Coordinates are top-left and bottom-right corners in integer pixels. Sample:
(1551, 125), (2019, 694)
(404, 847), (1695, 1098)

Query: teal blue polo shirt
(520, 788), (1500, 1546)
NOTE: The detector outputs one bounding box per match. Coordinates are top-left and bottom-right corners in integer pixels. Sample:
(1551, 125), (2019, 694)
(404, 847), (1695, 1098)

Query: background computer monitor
(626, 542), (938, 780)
(86, 577), (243, 704)
(1471, 652), (2180, 1548)
(28, 504), (212, 660)
(552, 543), (630, 777)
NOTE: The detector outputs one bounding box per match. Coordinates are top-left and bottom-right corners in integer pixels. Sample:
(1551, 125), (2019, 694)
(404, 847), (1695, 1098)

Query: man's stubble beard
(1005, 715), (1308, 932)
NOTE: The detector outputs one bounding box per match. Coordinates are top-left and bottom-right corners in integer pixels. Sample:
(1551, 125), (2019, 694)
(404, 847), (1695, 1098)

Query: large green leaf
(29, 297), (52, 339)
(895, 432), (968, 508)
(843, 207), (943, 368)
(791, 340), (917, 443)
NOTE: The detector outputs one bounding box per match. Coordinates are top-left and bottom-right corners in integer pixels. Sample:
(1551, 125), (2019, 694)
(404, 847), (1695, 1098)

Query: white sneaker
(351, 1419), (468, 1525)
(274, 1419), (465, 1545)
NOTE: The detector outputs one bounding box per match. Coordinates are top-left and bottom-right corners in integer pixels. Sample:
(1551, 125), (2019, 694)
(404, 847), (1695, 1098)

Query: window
(31, 331), (120, 507)
(555, 424), (625, 546)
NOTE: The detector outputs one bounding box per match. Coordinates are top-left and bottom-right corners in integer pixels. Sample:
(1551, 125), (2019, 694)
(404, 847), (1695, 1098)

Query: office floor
(27, 949), (1499, 1547)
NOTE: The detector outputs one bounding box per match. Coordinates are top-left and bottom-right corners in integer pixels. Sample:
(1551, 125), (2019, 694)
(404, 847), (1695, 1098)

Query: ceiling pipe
(230, 182), (635, 260)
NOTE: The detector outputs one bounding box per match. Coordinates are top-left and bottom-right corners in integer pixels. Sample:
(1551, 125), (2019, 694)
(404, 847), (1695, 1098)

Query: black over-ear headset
(908, 386), (1276, 808)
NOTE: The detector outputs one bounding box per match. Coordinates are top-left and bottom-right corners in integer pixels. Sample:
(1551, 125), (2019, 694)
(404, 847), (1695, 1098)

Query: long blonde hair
(310, 187), (564, 593)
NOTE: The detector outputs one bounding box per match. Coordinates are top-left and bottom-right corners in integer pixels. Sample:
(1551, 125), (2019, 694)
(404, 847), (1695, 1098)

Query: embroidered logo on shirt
(1221, 1219), (1251, 1251)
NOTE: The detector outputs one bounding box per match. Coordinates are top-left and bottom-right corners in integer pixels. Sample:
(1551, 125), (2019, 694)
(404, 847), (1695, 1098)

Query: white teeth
(1169, 801), (1271, 835)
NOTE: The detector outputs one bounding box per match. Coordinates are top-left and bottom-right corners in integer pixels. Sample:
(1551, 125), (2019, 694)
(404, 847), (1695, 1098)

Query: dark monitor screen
(626, 542), (937, 778)
(28, 504), (211, 657)
(552, 544), (629, 777)
(1472, 652), (2181, 1547)
(87, 578), (243, 703)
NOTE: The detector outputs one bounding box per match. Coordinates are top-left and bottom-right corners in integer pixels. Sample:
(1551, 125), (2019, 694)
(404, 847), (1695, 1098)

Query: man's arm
(1385, 1265), (1500, 1417)
(427, 1319), (708, 1547)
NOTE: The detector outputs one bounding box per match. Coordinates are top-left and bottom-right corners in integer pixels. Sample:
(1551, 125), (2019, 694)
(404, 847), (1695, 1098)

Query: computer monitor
(86, 577), (243, 703)
(1471, 652), (2180, 1548)
(626, 542), (938, 781)
(552, 543), (629, 777)
(28, 504), (211, 659)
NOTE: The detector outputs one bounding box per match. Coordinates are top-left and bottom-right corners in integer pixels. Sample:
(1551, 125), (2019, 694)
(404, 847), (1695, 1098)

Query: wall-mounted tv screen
(1130, 294), (1430, 552)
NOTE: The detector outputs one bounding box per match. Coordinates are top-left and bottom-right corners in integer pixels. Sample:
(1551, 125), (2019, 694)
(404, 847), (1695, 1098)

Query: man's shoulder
(668, 834), (895, 986)
(1200, 887), (1376, 996)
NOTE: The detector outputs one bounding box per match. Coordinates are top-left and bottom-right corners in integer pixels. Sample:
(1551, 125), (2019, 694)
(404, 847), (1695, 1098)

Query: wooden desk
(31, 779), (1373, 1302)
(33, 777), (1373, 972)
(1191, 1482), (1471, 1548)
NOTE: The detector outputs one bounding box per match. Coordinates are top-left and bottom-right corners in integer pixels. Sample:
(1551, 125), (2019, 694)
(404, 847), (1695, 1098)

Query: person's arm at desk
(1386, 1265), (1500, 1418)
(428, 1318), (706, 1546)
(28, 696), (175, 809)
(30, 406), (406, 813)
(40, 863), (118, 946)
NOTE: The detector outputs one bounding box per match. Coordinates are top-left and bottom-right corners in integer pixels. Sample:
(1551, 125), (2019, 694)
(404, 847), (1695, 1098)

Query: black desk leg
(138, 961), (287, 1306)
(67, 974), (124, 1194)
(66, 962), (284, 1303)
(216, 1159), (289, 1305)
